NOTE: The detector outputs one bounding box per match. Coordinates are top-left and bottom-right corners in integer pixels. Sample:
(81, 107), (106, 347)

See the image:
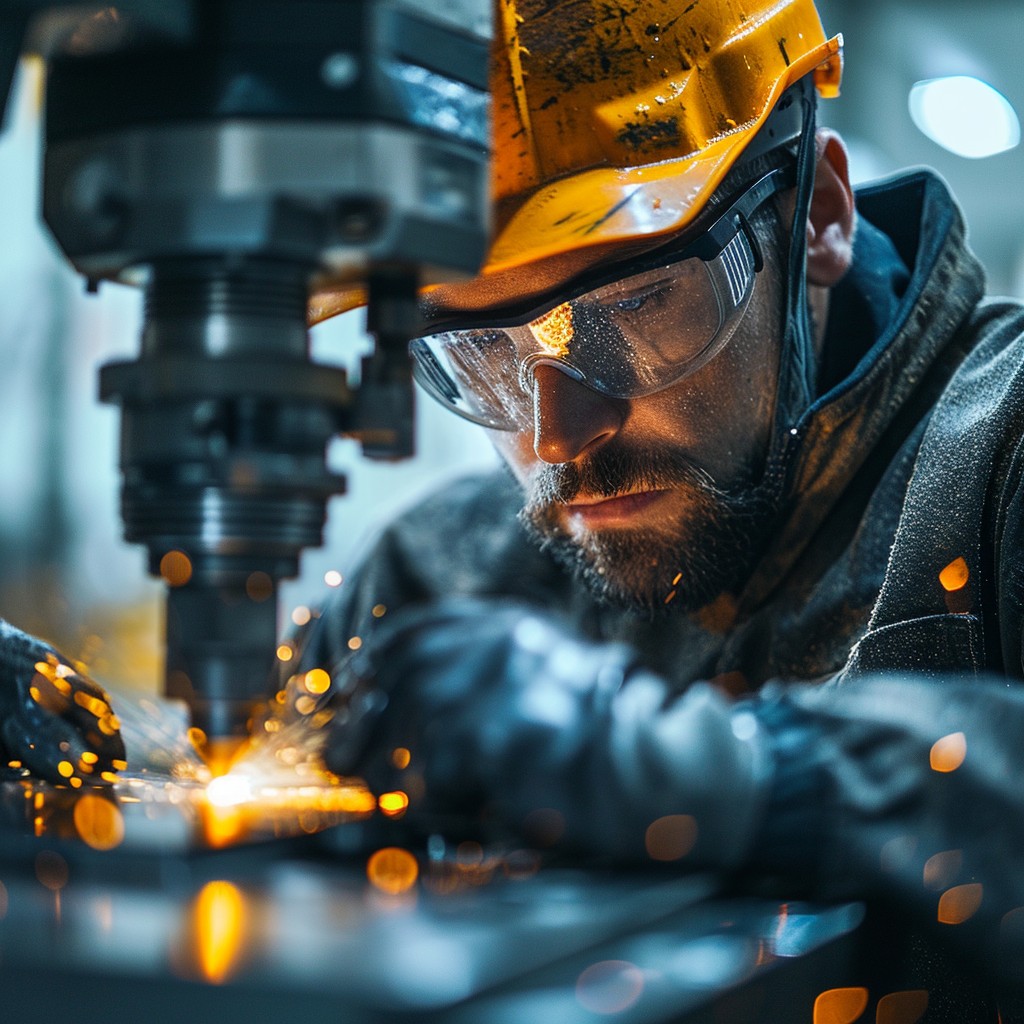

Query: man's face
(489, 256), (785, 615)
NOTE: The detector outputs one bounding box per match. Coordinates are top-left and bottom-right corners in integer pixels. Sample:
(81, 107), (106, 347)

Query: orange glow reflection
(923, 850), (963, 891)
(645, 814), (697, 862)
(813, 988), (869, 1024)
(530, 301), (574, 357)
(939, 557), (969, 592)
(930, 732), (967, 773)
(192, 881), (248, 984)
(378, 791), (409, 818)
(73, 793), (125, 851)
(367, 847), (419, 895)
(938, 883), (983, 925)
(160, 549), (193, 587)
(203, 803), (247, 848)
(876, 990), (929, 1024)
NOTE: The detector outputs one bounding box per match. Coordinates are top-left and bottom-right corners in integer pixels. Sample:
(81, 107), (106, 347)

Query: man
(302, 0), (1024, 1017)
(2, 0), (1024, 1016)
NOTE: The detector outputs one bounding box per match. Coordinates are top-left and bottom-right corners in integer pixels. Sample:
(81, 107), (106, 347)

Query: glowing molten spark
(367, 847), (418, 894)
(930, 732), (967, 773)
(813, 988), (869, 1024)
(530, 302), (574, 357)
(193, 881), (248, 983)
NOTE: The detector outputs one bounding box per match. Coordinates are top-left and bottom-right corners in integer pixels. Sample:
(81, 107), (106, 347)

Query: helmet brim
(309, 36), (841, 325)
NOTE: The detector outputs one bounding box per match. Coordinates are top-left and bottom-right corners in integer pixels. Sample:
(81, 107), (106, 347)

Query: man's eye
(614, 294), (649, 312)
(606, 285), (671, 314)
(464, 330), (509, 352)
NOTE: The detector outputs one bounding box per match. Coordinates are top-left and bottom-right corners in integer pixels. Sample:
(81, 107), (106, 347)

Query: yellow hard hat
(310, 0), (841, 322)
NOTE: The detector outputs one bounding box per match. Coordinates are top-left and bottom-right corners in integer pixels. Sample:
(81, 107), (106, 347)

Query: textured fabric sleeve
(749, 673), (1024, 983)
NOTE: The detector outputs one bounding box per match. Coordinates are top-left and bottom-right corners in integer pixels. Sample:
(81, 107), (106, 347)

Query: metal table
(0, 773), (864, 1024)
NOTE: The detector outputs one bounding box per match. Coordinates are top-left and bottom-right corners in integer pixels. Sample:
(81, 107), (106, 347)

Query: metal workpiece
(0, 781), (864, 1024)
(0, 691), (864, 1023)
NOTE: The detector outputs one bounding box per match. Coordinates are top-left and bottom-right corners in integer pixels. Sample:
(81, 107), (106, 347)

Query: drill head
(165, 577), (279, 750)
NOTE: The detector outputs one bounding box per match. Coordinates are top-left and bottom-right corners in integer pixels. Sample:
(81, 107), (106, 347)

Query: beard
(515, 440), (779, 616)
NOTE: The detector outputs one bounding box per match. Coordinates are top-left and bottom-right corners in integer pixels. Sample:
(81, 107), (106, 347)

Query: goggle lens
(410, 166), (788, 431)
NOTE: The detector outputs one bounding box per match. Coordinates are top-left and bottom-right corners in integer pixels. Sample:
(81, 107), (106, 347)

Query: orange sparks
(304, 668), (331, 695)
(160, 549), (193, 587)
(813, 988), (869, 1024)
(378, 791), (410, 818)
(930, 732), (967, 773)
(939, 557), (969, 593)
(367, 847), (419, 895)
(938, 883), (983, 925)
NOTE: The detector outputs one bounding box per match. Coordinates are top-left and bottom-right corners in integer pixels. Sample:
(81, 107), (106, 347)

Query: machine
(0, 6), (899, 1021)
(0, 0), (491, 754)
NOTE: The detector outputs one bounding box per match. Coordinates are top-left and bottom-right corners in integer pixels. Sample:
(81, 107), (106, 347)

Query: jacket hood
(741, 168), (987, 612)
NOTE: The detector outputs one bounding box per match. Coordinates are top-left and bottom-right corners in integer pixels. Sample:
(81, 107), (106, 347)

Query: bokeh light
(910, 76), (1020, 159)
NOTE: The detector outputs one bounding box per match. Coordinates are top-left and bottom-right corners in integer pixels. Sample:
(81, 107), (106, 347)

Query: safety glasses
(410, 166), (794, 430)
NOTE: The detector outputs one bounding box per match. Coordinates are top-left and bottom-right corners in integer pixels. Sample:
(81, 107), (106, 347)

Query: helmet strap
(769, 73), (820, 470)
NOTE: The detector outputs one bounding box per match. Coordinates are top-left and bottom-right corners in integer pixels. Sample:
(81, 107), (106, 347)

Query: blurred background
(0, 0), (1020, 692)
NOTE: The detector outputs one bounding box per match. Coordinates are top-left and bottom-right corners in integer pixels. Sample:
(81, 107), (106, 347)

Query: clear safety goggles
(410, 167), (794, 431)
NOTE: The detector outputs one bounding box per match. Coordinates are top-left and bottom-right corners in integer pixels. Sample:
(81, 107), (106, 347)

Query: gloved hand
(324, 599), (773, 865)
(0, 619), (126, 785)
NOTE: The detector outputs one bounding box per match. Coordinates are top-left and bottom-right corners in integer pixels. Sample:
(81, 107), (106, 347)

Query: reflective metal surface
(0, 687), (864, 1021)
(0, 751), (864, 1024)
(0, 825), (862, 1023)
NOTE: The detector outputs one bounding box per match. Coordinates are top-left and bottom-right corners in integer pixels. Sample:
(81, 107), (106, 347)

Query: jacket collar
(739, 169), (987, 613)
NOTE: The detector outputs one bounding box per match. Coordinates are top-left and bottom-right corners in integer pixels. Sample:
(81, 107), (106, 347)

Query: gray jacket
(305, 170), (1024, 1020)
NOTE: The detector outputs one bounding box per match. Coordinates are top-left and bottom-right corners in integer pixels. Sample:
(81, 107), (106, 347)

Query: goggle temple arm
(685, 164), (797, 271)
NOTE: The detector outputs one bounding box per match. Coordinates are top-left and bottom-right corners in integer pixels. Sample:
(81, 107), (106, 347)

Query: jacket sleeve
(749, 673), (1024, 983)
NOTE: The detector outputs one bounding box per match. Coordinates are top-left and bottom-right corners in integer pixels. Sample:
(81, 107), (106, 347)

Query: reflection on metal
(876, 990), (929, 1024)
(929, 732), (967, 773)
(0, 836), (862, 1023)
(575, 959), (645, 1015)
(1, 771), (376, 853)
(191, 881), (250, 984)
(367, 847), (419, 895)
(33, 848), (69, 922)
(813, 987), (869, 1024)
(6, 685), (373, 850)
(72, 792), (125, 850)
(937, 883), (984, 925)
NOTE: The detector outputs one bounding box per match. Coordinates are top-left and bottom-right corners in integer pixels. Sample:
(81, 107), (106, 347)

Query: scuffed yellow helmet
(488, 0), (841, 273)
(310, 0), (841, 322)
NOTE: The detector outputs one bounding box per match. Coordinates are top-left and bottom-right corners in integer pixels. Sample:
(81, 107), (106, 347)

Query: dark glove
(0, 619), (126, 785)
(324, 599), (772, 865)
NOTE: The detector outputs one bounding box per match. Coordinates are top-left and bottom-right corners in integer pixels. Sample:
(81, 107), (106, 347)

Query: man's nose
(530, 362), (625, 464)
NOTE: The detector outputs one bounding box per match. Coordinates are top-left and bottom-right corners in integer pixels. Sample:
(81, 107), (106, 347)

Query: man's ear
(805, 128), (855, 287)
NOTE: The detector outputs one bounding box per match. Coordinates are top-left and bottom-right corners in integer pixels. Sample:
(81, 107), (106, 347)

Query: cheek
(649, 318), (780, 478)
(489, 430), (536, 486)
